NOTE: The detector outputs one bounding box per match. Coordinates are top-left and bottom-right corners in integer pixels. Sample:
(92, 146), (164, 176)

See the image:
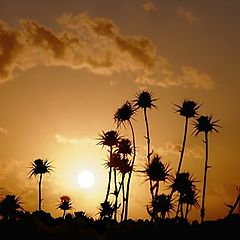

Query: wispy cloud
(178, 6), (199, 24)
(55, 134), (96, 146)
(0, 13), (213, 89)
(136, 142), (204, 162)
(143, 1), (157, 13)
(155, 142), (204, 159)
(136, 60), (215, 89)
(0, 157), (24, 182)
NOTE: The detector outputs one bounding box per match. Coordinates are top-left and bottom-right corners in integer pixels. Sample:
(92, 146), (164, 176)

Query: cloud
(0, 13), (213, 89)
(136, 58), (215, 89)
(0, 157), (26, 184)
(178, 66), (215, 89)
(136, 142), (204, 165)
(0, 21), (24, 83)
(178, 6), (199, 24)
(55, 134), (96, 146)
(143, 1), (157, 13)
(155, 142), (204, 159)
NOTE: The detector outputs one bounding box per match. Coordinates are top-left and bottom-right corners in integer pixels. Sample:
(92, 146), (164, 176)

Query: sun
(77, 170), (95, 188)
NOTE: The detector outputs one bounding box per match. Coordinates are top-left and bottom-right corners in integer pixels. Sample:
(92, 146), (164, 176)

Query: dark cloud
(143, 1), (158, 13)
(0, 13), (213, 89)
(0, 21), (23, 82)
(22, 19), (67, 59)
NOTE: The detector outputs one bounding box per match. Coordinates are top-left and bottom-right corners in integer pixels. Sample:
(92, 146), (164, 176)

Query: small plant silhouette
(57, 195), (73, 219)
(98, 200), (115, 220)
(149, 193), (174, 220)
(170, 171), (199, 219)
(0, 194), (24, 220)
(28, 158), (53, 211)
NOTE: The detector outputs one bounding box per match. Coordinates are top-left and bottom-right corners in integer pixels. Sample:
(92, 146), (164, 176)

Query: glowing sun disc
(78, 171), (95, 188)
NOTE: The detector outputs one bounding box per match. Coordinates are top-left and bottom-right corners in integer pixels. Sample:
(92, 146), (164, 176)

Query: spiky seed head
(174, 100), (201, 118)
(134, 90), (157, 110)
(193, 115), (221, 135)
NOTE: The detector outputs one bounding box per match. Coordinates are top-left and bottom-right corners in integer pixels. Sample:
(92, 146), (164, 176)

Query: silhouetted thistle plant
(170, 171), (199, 220)
(180, 188), (199, 220)
(57, 195), (73, 219)
(28, 158), (53, 212)
(98, 200), (115, 220)
(149, 194), (174, 220)
(97, 130), (121, 204)
(193, 115), (220, 224)
(140, 153), (172, 221)
(97, 131), (134, 221)
(145, 154), (171, 194)
(108, 152), (122, 220)
(113, 101), (136, 221)
(174, 100), (201, 175)
(0, 194), (24, 220)
(133, 90), (157, 203)
(115, 138), (133, 221)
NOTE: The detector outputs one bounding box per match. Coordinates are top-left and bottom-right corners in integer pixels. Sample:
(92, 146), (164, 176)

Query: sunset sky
(0, 0), (239, 222)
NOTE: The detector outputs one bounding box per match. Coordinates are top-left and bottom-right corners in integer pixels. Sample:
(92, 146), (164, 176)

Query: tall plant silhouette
(116, 138), (133, 221)
(193, 115), (220, 223)
(114, 100), (135, 220)
(133, 90), (157, 202)
(97, 130), (121, 204)
(174, 100), (201, 175)
(28, 158), (53, 211)
(57, 195), (73, 219)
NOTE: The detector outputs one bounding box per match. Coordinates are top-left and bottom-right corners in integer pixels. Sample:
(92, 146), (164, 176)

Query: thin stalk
(143, 108), (155, 202)
(105, 146), (113, 202)
(120, 174), (125, 222)
(39, 173), (42, 211)
(124, 120), (136, 220)
(177, 117), (189, 175)
(62, 210), (66, 219)
(144, 108), (151, 165)
(113, 168), (118, 221)
(105, 167), (112, 202)
(171, 117), (189, 215)
(201, 132), (209, 224)
(155, 181), (159, 198)
(175, 198), (181, 218)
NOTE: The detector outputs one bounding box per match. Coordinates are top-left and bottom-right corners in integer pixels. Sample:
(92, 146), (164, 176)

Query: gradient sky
(0, 0), (239, 222)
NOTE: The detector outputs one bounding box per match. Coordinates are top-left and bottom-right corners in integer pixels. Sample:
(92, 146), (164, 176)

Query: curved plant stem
(124, 120), (136, 220)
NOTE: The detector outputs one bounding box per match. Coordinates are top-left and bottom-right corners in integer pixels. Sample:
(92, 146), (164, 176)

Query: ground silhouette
(0, 210), (239, 239)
